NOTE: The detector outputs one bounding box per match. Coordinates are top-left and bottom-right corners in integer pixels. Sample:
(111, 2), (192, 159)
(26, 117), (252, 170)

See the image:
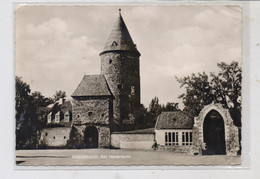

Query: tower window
(101, 113), (105, 117)
(112, 41), (118, 46)
(131, 86), (135, 95)
(109, 59), (112, 64)
(45, 133), (48, 136)
(77, 114), (80, 118)
(53, 136), (55, 139)
(88, 112), (93, 117)
(118, 84), (123, 90)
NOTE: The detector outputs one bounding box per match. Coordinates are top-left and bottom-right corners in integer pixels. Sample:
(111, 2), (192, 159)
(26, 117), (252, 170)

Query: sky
(15, 5), (241, 108)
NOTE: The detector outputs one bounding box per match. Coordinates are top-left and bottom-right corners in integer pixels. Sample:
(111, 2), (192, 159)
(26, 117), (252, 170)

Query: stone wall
(72, 97), (110, 125)
(98, 126), (110, 147)
(100, 51), (140, 127)
(193, 103), (240, 156)
(39, 127), (71, 148)
(111, 133), (154, 148)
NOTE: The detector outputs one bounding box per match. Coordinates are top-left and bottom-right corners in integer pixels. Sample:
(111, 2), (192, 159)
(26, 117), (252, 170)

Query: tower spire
(100, 9), (140, 56)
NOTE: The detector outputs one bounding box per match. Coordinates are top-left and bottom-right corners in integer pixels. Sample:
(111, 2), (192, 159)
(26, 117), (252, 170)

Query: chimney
(59, 98), (65, 105)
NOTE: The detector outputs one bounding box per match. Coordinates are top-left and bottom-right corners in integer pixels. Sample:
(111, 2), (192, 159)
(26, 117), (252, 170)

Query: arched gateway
(193, 103), (239, 156)
(85, 126), (99, 148)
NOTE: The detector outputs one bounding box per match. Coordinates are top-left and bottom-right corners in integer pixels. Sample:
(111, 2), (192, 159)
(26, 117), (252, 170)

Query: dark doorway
(85, 126), (98, 148)
(203, 110), (226, 155)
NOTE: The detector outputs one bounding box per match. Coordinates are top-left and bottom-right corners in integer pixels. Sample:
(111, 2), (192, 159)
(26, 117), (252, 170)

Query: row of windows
(47, 115), (70, 123)
(165, 132), (193, 146)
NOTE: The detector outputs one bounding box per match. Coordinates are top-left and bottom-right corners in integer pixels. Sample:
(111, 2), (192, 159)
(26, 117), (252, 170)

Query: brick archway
(193, 103), (239, 156)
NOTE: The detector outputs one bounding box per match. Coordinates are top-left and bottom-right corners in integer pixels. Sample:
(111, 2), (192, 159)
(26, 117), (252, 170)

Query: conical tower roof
(100, 9), (140, 55)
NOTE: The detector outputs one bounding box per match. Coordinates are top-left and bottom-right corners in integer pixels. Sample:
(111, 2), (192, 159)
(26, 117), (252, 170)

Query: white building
(155, 111), (194, 154)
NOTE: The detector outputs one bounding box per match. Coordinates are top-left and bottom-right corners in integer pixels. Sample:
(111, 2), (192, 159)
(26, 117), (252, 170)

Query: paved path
(16, 149), (241, 166)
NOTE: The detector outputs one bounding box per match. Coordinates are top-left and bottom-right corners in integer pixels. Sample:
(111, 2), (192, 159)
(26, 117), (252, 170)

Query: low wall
(111, 133), (154, 149)
(120, 141), (154, 150)
(158, 145), (194, 155)
(39, 127), (71, 147)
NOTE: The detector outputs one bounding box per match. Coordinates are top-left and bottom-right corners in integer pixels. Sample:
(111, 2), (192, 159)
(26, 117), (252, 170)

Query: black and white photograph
(15, 5), (242, 166)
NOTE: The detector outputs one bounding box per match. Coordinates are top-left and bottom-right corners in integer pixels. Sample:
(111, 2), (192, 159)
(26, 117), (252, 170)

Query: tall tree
(210, 61), (242, 127)
(162, 102), (180, 112)
(31, 91), (53, 129)
(52, 90), (66, 102)
(148, 97), (161, 118)
(15, 76), (36, 149)
(176, 61), (241, 126)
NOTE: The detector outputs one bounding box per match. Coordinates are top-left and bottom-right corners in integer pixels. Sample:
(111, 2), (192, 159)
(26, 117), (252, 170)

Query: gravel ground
(16, 149), (241, 166)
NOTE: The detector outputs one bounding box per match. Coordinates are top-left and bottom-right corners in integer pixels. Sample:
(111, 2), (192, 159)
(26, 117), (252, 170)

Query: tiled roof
(155, 111), (193, 129)
(47, 100), (73, 127)
(48, 100), (72, 117)
(112, 128), (155, 134)
(101, 10), (140, 55)
(71, 75), (111, 97)
(60, 100), (72, 114)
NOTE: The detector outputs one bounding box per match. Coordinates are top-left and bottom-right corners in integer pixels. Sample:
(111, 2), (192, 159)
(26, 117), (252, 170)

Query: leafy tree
(52, 90), (66, 102)
(211, 62), (241, 127)
(31, 91), (53, 129)
(176, 61), (241, 127)
(162, 102), (180, 112)
(15, 77), (55, 149)
(176, 72), (213, 118)
(15, 76), (36, 149)
(31, 91), (53, 108)
(148, 97), (161, 117)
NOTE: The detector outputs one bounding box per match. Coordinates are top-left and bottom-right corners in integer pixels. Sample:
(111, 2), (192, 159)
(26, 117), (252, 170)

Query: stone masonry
(193, 103), (240, 156)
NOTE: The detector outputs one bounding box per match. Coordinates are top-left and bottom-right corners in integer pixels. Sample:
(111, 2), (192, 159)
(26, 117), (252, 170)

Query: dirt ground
(16, 149), (241, 166)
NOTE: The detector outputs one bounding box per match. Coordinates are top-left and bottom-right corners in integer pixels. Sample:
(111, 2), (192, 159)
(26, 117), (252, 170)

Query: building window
(77, 114), (80, 118)
(53, 136), (55, 139)
(88, 112), (93, 117)
(45, 133), (48, 136)
(109, 59), (112, 64)
(101, 113), (105, 117)
(131, 86), (135, 95)
(55, 115), (60, 123)
(64, 114), (69, 122)
(165, 132), (179, 146)
(64, 136), (66, 139)
(47, 115), (51, 123)
(182, 132), (193, 145)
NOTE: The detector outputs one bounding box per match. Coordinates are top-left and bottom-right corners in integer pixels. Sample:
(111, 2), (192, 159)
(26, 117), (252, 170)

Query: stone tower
(100, 9), (141, 128)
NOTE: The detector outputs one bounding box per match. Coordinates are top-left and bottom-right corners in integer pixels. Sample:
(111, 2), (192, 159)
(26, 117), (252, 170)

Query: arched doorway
(85, 126), (98, 148)
(203, 110), (226, 155)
